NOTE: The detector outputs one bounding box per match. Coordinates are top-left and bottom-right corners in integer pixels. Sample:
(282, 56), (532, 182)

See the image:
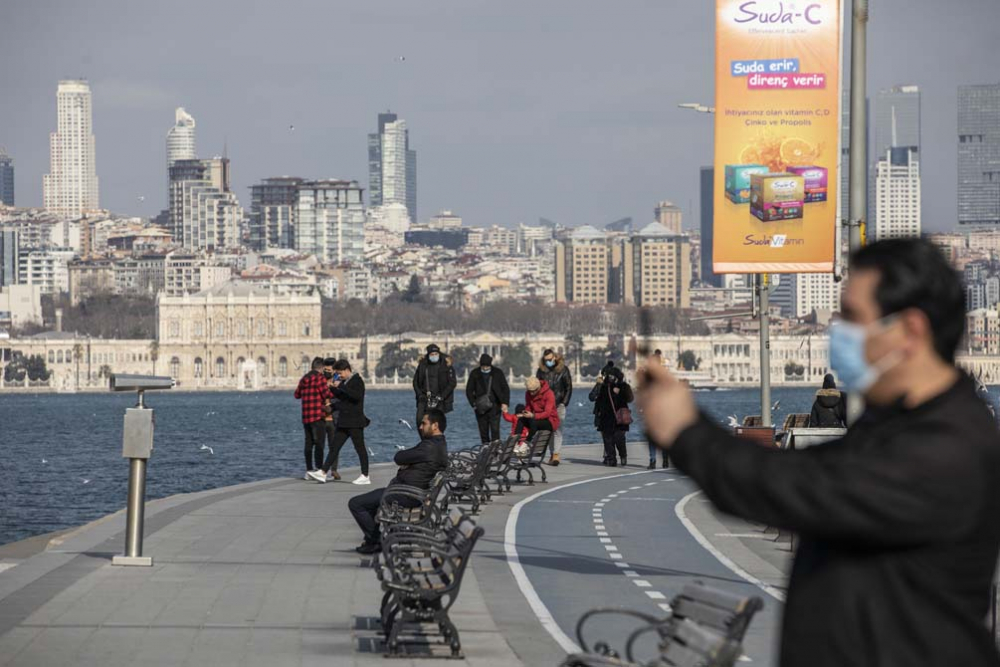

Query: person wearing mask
(514, 377), (560, 444)
(639, 239), (1000, 667)
(413, 343), (457, 425)
(809, 373), (847, 427)
(320, 358), (342, 480)
(536, 349), (572, 466)
(465, 354), (510, 444)
(348, 409), (450, 554)
(308, 360), (370, 485)
(294, 357), (332, 480)
(589, 364), (634, 467)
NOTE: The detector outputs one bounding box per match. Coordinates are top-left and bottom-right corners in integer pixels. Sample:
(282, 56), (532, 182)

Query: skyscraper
(874, 147), (921, 241)
(43, 80), (99, 217)
(0, 149), (13, 206)
(168, 158), (242, 252)
(0, 230), (18, 287)
(622, 223), (690, 308)
(874, 86), (921, 158)
(167, 107), (197, 169)
(248, 177), (304, 250)
(368, 111), (417, 222)
(654, 201), (683, 234)
(295, 180), (366, 265)
(958, 84), (1000, 227)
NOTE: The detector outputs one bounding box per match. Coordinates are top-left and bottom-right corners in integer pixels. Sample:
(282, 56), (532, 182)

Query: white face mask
(829, 316), (903, 394)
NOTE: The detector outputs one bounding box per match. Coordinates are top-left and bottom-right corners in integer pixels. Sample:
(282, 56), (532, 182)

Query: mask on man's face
(323, 370), (333, 378)
(544, 359), (555, 369)
(829, 316), (903, 394)
(429, 354), (440, 364)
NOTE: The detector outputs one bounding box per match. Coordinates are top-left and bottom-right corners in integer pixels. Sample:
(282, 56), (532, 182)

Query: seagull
(772, 400), (781, 412)
(136, 195), (145, 202)
(288, 124), (295, 131)
(396, 55), (406, 62)
(398, 418), (413, 430)
(394, 444), (407, 450)
(727, 415), (739, 429)
(367, 447), (375, 456)
(200, 444), (215, 455)
(577, 402), (584, 407)
(81, 479), (91, 485)
(41, 458), (48, 464)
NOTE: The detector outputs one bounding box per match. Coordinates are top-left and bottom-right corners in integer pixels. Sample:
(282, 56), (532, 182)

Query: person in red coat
(513, 377), (560, 443)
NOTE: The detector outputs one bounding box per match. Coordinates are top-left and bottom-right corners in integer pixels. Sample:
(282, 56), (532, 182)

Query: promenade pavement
(0, 442), (790, 667)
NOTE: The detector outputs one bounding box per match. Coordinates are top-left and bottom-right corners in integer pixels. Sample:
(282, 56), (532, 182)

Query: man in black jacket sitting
(348, 409), (450, 554)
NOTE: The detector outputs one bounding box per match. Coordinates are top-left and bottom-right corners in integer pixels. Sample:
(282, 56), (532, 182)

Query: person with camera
(536, 348), (573, 466)
(589, 363), (634, 467)
(413, 343), (457, 426)
(308, 360), (370, 485)
(294, 357), (332, 480)
(465, 353), (510, 444)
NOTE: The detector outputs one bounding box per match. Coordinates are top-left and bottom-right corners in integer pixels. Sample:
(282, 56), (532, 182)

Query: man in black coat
(466, 354), (511, 444)
(348, 409), (450, 554)
(308, 360), (371, 485)
(640, 239), (1000, 667)
(413, 343), (457, 424)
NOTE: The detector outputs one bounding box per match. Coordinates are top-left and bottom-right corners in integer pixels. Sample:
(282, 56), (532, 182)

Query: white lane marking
(595, 502), (605, 507)
(0, 563), (18, 574)
(505, 469), (656, 654)
(658, 603), (673, 613)
(605, 545), (618, 552)
(596, 531), (608, 537)
(633, 580), (652, 588)
(645, 591), (667, 600)
(614, 562), (630, 568)
(599, 538), (612, 544)
(644, 482), (658, 486)
(623, 570), (639, 577)
(676, 491), (786, 603)
(610, 553), (624, 560)
(629, 485), (642, 490)
(715, 532), (779, 539)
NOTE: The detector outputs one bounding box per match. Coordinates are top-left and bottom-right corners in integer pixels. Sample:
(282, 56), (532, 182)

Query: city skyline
(1, 0), (999, 232)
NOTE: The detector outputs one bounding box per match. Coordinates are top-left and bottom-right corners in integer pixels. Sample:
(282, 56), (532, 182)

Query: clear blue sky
(2, 0), (997, 233)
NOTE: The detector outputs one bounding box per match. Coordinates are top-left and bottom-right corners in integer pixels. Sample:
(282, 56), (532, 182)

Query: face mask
(323, 370), (333, 378)
(481, 367), (491, 374)
(829, 317), (902, 394)
(429, 354), (440, 363)
(545, 359), (555, 368)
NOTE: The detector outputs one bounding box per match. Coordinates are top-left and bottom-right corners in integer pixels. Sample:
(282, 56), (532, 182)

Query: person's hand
(332, 380), (341, 388)
(595, 376), (604, 384)
(523, 411), (533, 418)
(613, 387), (620, 395)
(501, 404), (509, 413)
(637, 363), (698, 449)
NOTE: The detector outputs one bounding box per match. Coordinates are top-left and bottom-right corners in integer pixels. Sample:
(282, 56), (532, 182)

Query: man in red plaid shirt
(295, 357), (333, 480)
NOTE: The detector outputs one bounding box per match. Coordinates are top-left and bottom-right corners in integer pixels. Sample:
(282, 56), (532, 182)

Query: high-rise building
(294, 180), (366, 265)
(368, 112), (417, 222)
(0, 150), (13, 206)
(166, 107), (197, 169)
(248, 177), (303, 250)
(0, 230), (18, 287)
(43, 80), (99, 217)
(874, 147), (921, 241)
(958, 84), (1000, 228)
(168, 158), (242, 252)
(555, 226), (610, 304)
(623, 223), (690, 308)
(874, 86), (921, 158)
(698, 167), (721, 287)
(654, 201), (683, 234)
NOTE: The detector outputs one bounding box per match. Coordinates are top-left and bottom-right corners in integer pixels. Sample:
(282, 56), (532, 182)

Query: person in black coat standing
(589, 364), (634, 467)
(465, 354), (510, 444)
(413, 343), (457, 425)
(349, 409), (450, 554)
(308, 360), (371, 486)
(640, 239), (1000, 667)
(809, 373), (847, 427)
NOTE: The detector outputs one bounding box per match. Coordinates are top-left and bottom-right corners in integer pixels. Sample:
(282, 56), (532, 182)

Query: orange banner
(713, 0), (841, 273)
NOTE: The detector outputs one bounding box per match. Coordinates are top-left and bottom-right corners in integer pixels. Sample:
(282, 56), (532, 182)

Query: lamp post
(678, 103), (772, 427)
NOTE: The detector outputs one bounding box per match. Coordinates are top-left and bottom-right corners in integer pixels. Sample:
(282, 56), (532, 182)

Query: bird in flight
(200, 444), (215, 455)
(398, 418), (413, 430)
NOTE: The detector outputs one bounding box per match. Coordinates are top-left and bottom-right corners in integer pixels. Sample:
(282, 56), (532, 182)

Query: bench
(505, 430), (552, 486)
(376, 471), (449, 531)
(377, 510), (484, 658)
(444, 440), (499, 514)
(564, 582), (764, 667)
(488, 435), (520, 494)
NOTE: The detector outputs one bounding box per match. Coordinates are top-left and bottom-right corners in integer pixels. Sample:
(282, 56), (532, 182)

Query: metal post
(759, 274), (772, 427)
(113, 388), (153, 567)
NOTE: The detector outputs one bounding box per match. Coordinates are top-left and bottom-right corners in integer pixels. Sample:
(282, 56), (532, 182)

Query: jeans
(476, 412), (502, 444)
(303, 420), (325, 470)
(325, 427), (369, 476)
(648, 442), (670, 467)
(348, 485), (421, 545)
(602, 427), (627, 463)
(551, 405), (566, 455)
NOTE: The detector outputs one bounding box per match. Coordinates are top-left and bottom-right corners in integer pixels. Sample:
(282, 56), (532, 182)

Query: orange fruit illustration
(739, 145), (760, 164)
(780, 138), (817, 166)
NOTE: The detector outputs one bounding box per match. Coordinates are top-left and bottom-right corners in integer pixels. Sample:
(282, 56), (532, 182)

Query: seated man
(348, 409), (450, 554)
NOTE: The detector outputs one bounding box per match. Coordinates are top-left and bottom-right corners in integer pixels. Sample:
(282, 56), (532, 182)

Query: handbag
(474, 375), (494, 415)
(608, 385), (633, 426)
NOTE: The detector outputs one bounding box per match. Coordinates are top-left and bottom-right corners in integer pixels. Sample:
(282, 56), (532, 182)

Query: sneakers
(547, 453), (560, 466)
(304, 470), (315, 480)
(352, 474), (371, 485)
(327, 470), (341, 481)
(307, 470), (327, 483)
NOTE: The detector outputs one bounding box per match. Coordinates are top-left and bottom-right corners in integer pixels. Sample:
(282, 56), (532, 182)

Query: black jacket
(537, 363), (573, 406)
(392, 434), (449, 489)
(413, 357), (457, 412)
(670, 374), (1000, 667)
(465, 367), (511, 416)
(588, 379), (634, 432)
(809, 388), (847, 427)
(330, 373), (367, 429)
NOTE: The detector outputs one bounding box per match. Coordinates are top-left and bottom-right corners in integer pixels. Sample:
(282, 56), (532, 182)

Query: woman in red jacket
(514, 377), (560, 443)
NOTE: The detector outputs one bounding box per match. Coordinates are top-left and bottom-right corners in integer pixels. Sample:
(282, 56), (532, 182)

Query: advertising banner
(713, 0), (841, 273)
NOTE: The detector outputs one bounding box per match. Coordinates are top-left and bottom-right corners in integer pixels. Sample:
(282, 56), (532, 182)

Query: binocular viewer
(109, 374), (175, 392)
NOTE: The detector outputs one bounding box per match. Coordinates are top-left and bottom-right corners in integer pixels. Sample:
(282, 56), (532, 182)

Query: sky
(1, 0), (998, 234)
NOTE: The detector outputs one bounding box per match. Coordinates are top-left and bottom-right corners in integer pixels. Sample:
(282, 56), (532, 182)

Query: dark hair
(323, 357), (337, 366)
(333, 359), (352, 372)
(850, 238), (966, 363)
(311, 357), (325, 371)
(423, 408), (447, 432)
(542, 348), (555, 358)
(822, 373), (836, 389)
(654, 349), (662, 355)
(514, 403), (526, 413)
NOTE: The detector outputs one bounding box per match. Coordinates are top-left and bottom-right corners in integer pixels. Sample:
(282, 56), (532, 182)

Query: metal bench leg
(438, 612), (462, 658)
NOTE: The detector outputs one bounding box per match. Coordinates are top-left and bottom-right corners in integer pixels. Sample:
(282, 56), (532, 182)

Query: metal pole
(123, 458), (147, 558)
(759, 274), (772, 427)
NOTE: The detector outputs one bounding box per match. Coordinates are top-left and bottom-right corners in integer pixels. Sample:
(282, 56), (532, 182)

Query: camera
(110, 374), (175, 392)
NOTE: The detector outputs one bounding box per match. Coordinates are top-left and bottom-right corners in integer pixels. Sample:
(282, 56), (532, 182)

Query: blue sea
(0, 386), (833, 545)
